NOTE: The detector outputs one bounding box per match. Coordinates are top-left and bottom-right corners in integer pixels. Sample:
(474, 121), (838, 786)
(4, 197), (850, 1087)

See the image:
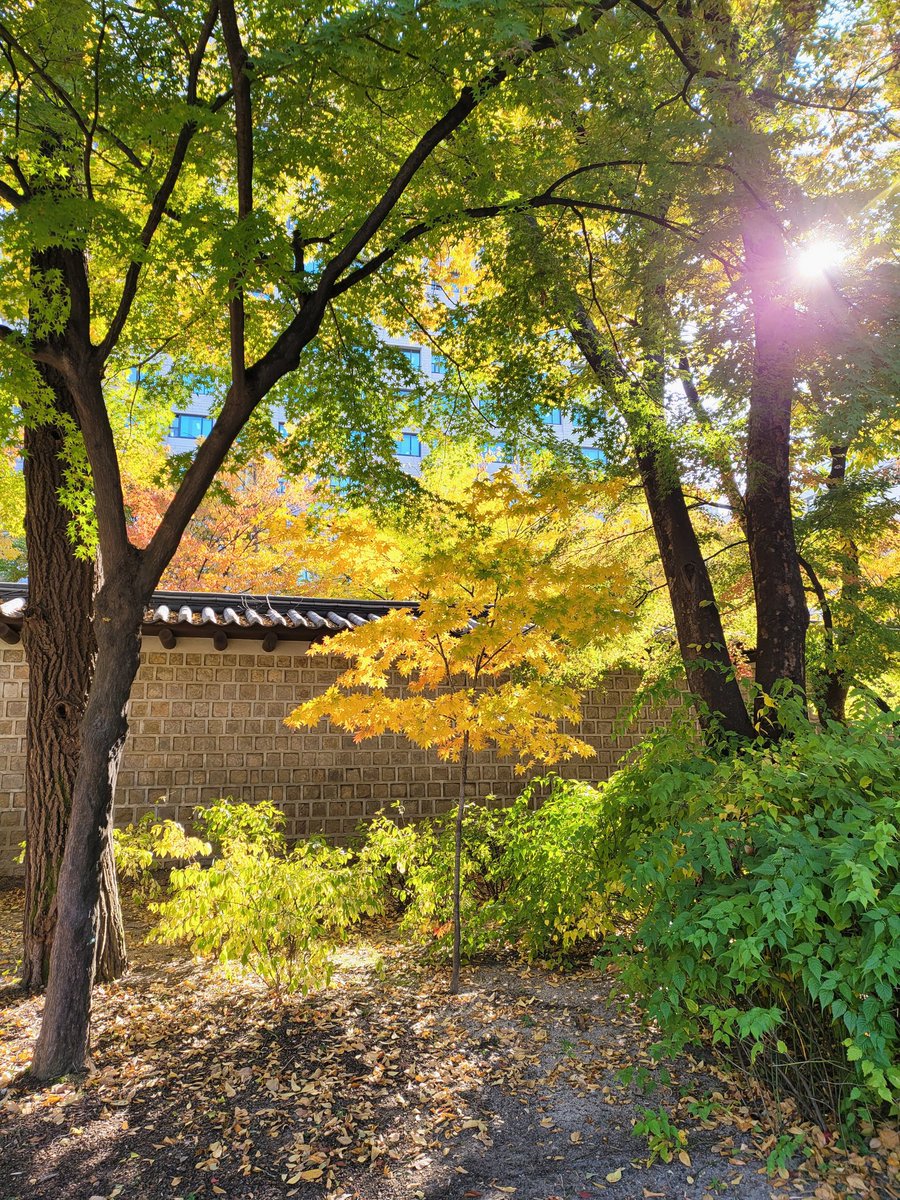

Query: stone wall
(0, 639), (667, 873)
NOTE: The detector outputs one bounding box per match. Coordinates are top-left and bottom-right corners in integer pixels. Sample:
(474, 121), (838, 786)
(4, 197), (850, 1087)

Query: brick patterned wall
(0, 640), (668, 872)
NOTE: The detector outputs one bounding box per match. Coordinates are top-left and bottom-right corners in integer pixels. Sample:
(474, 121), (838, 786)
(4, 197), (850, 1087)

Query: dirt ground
(1, 889), (897, 1200)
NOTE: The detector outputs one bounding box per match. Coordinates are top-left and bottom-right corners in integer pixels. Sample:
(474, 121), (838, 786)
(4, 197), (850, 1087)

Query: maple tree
(126, 455), (314, 593)
(287, 466), (633, 992)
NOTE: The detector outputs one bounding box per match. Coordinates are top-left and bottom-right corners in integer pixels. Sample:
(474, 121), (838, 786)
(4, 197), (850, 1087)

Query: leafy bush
(495, 772), (670, 955)
(150, 800), (384, 996)
(359, 803), (511, 958)
(356, 766), (676, 961)
(614, 708), (900, 1124)
(113, 814), (210, 897)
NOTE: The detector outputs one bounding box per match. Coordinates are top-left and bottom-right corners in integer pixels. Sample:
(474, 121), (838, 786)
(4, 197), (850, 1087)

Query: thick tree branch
(332, 192), (696, 298)
(138, 309), (322, 590)
(0, 175), (24, 207)
(141, 2), (626, 588)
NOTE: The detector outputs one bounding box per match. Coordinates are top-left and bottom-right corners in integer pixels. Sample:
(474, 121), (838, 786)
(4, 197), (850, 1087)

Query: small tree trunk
(31, 596), (142, 1079)
(20, 366), (127, 991)
(450, 731), (470, 996)
(820, 445), (856, 722)
(633, 436), (755, 739)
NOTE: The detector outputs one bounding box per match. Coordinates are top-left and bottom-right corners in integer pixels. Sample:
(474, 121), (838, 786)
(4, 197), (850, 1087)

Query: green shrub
(150, 799), (384, 996)
(613, 708), (900, 1124)
(496, 771), (674, 955)
(631, 1105), (688, 1164)
(356, 765), (678, 961)
(113, 814), (211, 897)
(359, 803), (511, 958)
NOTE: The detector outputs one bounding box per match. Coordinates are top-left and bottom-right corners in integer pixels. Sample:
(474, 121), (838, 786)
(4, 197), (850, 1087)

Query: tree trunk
(632, 433), (754, 739)
(20, 371), (126, 990)
(570, 308), (754, 740)
(450, 731), (470, 996)
(805, 444), (856, 723)
(741, 202), (809, 713)
(703, 21), (810, 727)
(30, 590), (142, 1079)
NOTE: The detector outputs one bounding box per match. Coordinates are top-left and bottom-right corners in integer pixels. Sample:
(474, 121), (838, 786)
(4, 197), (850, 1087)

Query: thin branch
(317, 0), (621, 295)
(83, 3), (109, 203)
(0, 18), (146, 170)
(678, 354), (746, 528)
(626, 0), (704, 77)
(219, 0), (254, 407)
(96, 0), (220, 361)
(634, 539), (746, 607)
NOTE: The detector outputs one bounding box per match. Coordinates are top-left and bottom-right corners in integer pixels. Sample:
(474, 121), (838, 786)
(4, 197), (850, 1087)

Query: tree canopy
(0, 0), (897, 1076)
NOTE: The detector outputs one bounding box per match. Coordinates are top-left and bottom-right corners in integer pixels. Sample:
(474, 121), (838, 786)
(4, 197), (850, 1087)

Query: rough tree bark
(571, 306), (754, 740)
(705, 8), (810, 723)
(30, 578), (143, 1077)
(21, 271), (127, 991)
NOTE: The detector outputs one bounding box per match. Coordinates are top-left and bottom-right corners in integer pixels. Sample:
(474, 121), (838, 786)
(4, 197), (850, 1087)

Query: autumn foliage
(288, 466), (634, 990)
(287, 467), (633, 766)
(125, 457), (312, 594)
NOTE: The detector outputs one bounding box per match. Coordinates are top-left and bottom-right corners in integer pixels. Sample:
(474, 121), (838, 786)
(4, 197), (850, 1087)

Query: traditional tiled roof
(0, 584), (410, 649)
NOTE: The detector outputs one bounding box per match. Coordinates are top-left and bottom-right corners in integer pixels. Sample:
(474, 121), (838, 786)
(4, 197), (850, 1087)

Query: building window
(277, 421), (287, 437)
(171, 413), (214, 439)
(397, 347), (421, 369)
(396, 432), (423, 457)
(431, 353), (448, 374)
(581, 446), (604, 464)
(541, 406), (562, 426)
